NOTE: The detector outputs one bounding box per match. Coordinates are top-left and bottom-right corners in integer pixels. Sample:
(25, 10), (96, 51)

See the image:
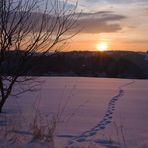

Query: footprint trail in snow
(58, 80), (135, 145)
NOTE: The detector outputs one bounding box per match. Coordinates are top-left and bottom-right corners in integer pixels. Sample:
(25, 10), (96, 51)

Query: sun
(96, 42), (108, 52)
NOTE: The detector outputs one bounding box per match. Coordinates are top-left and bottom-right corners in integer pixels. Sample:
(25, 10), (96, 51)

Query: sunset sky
(66, 0), (148, 52)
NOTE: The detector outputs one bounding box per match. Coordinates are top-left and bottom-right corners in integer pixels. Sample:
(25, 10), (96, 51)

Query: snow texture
(0, 77), (148, 148)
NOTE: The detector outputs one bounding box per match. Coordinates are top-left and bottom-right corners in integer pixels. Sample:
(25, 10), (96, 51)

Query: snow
(0, 77), (148, 148)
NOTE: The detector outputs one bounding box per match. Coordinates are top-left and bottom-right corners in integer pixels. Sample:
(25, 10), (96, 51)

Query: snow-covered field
(0, 77), (148, 148)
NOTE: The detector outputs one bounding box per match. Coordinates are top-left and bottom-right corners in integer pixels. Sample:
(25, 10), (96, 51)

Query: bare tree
(0, 0), (79, 113)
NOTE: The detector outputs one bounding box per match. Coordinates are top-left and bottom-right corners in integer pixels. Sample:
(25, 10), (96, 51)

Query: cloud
(84, 0), (131, 4)
(23, 11), (125, 34)
(74, 11), (126, 34)
(83, 0), (148, 4)
(8, 10), (126, 35)
(124, 39), (148, 44)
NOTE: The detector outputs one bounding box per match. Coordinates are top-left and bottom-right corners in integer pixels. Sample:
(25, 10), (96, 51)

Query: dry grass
(30, 109), (59, 148)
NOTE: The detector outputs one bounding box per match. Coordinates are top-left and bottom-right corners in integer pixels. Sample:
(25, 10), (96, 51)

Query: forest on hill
(2, 51), (148, 79)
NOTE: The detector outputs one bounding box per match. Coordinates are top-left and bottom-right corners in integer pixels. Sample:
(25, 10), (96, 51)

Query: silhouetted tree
(0, 0), (78, 113)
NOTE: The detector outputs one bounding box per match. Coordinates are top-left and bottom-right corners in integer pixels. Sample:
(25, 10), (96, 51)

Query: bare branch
(0, 0), (79, 113)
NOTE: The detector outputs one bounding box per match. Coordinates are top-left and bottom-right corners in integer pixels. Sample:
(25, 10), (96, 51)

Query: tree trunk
(0, 98), (6, 113)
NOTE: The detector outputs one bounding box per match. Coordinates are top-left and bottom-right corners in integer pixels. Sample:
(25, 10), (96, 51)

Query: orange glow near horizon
(66, 33), (148, 52)
(96, 42), (108, 52)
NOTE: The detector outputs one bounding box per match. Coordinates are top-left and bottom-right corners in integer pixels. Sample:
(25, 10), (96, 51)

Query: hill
(2, 51), (148, 79)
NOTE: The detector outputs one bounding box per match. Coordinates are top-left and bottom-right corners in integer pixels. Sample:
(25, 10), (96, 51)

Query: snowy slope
(0, 77), (148, 148)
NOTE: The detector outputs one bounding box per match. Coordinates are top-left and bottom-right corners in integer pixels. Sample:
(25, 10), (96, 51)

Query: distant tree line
(2, 51), (148, 79)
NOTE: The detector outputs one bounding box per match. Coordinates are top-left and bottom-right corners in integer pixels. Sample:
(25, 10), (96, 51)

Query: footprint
(64, 81), (135, 146)
(88, 131), (97, 136)
(100, 125), (105, 129)
(76, 138), (86, 142)
(93, 127), (100, 131)
(105, 120), (112, 124)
